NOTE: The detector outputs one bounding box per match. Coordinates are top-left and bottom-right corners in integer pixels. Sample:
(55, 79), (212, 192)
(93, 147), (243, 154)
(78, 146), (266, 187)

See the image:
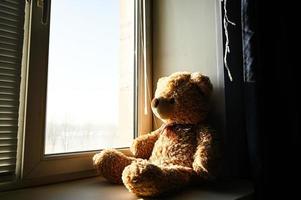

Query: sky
(47, 0), (120, 125)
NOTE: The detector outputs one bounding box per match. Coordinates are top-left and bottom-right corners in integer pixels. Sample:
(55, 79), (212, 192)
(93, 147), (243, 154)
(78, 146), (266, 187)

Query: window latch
(37, 0), (50, 25)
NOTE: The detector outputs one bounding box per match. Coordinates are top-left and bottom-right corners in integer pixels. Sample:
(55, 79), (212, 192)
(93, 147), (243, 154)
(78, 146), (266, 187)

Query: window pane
(45, 0), (134, 154)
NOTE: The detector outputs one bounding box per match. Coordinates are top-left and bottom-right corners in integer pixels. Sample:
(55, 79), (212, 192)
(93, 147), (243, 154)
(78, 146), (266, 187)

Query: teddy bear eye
(170, 98), (175, 104)
(198, 89), (205, 97)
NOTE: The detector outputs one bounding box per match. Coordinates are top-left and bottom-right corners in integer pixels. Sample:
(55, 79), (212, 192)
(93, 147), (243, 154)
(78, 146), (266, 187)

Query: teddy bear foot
(122, 160), (164, 197)
(93, 149), (134, 184)
(122, 160), (194, 197)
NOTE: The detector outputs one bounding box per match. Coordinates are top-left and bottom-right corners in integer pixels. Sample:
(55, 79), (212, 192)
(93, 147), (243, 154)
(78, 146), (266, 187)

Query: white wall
(152, 0), (225, 130)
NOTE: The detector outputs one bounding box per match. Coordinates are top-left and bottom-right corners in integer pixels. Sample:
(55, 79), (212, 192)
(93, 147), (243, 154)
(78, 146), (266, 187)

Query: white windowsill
(0, 177), (253, 200)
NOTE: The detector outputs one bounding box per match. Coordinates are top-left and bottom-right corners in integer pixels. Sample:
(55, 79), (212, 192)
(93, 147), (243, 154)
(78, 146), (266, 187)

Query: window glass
(45, 0), (134, 154)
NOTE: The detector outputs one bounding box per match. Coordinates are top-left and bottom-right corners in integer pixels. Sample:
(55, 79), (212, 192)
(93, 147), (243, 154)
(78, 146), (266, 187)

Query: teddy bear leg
(122, 160), (194, 197)
(93, 149), (134, 184)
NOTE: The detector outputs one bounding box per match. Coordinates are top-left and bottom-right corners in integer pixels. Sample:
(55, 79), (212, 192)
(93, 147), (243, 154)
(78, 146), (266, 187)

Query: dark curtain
(240, 0), (300, 199)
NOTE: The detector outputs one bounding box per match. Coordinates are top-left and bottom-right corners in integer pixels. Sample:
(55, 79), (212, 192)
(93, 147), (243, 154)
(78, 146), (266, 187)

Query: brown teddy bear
(93, 72), (221, 197)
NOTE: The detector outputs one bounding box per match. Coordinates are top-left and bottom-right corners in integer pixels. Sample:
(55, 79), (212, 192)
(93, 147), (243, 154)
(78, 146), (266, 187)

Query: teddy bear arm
(130, 128), (161, 159)
(193, 128), (221, 180)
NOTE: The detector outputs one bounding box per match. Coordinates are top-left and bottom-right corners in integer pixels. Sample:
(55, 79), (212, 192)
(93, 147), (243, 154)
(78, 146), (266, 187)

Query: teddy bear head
(151, 72), (213, 124)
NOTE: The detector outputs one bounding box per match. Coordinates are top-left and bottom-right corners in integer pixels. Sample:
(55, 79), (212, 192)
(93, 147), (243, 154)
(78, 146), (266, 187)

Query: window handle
(37, 0), (50, 25)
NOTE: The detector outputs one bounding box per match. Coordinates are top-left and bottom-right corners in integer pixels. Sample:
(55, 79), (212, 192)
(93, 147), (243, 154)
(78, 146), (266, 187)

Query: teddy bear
(93, 71), (221, 197)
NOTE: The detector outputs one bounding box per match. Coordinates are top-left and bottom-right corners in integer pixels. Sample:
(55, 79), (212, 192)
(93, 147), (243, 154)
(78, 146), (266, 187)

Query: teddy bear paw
(93, 149), (133, 184)
(122, 160), (163, 196)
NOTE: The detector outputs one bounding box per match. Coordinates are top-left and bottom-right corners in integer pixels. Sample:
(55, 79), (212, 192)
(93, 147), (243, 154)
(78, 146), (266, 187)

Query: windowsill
(0, 177), (253, 200)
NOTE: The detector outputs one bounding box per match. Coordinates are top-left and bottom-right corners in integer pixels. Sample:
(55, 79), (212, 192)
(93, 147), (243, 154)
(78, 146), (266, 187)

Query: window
(1, 0), (152, 187)
(45, 0), (134, 154)
(1, 0), (226, 190)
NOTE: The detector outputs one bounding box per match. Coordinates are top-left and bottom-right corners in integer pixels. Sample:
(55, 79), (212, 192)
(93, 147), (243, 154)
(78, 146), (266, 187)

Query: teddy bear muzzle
(151, 97), (175, 120)
(151, 97), (175, 108)
(151, 98), (160, 108)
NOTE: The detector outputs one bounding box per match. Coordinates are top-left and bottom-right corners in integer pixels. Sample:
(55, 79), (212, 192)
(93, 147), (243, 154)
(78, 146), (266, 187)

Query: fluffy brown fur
(93, 72), (221, 197)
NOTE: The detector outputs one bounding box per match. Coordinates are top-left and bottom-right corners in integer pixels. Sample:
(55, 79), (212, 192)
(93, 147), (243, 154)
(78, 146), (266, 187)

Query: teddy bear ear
(191, 72), (213, 97)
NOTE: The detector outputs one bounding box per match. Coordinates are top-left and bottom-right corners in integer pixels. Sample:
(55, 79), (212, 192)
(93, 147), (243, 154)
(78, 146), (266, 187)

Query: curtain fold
(241, 0), (257, 82)
(240, 0), (300, 199)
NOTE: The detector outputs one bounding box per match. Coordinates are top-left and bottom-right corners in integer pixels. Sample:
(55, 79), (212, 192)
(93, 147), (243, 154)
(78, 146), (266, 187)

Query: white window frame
(0, 0), (153, 189)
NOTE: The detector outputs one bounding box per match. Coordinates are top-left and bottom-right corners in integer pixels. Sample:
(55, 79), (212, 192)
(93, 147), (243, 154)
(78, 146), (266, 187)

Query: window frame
(17, 0), (152, 185)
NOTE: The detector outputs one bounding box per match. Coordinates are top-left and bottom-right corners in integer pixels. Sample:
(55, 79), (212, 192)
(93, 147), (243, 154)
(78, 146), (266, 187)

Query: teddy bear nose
(152, 98), (159, 108)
